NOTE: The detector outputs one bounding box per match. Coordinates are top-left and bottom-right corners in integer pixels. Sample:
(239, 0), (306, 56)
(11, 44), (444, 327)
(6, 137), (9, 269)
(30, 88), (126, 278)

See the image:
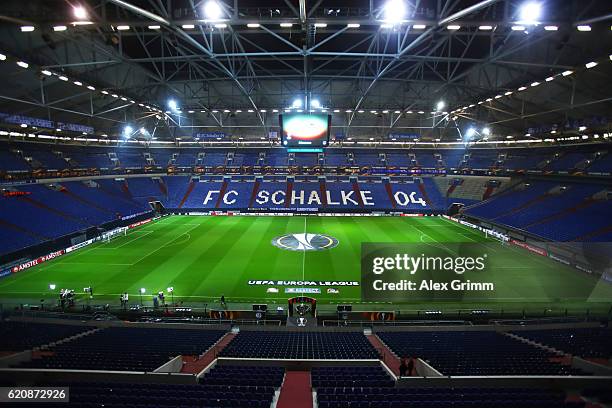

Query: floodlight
(167, 287), (174, 293)
(482, 127), (491, 136)
(519, 2), (541, 25)
(247, 23), (260, 28)
(383, 0), (406, 24)
(204, 1), (223, 20)
(0, 54), (6, 61)
(21, 26), (35, 32)
(479, 25), (493, 31)
(139, 127), (146, 135)
(314, 23), (327, 28)
(292, 98), (303, 108)
(73, 5), (87, 20)
(311, 99), (321, 108)
(466, 127), (476, 138)
(412, 24), (426, 29)
(585, 61), (598, 69)
(148, 25), (161, 30)
(447, 25), (461, 30)
(182, 24), (195, 29)
(576, 25), (591, 32)
(116, 25), (130, 31)
(561, 70), (573, 76)
(16, 61), (29, 69)
(123, 125), (133, 136)
(347, 23), (361, 28)
(544, 25), (558, 31)
(54, 25), (67, 31)
(41, 70), (52, 76)
(436, 101), (445, 111)
(168, 99), (178, 110)
(280, 23), (293, 28)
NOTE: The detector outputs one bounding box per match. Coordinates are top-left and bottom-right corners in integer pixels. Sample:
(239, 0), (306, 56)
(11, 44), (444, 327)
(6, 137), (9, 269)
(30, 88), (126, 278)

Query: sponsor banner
(121, 211), (150, 221)
(65, 238), (95, 253)
(194, 131), (226, 139)
(388, 132), (420, 140)
(285, 288), (321, 294)
(1, 191), (31, 198)
(548, 253), (571, 266)
(249, 280), (359, 287)
(0, 269), (12, 278)
(11, 250), (65, 274)
(510, 239), (548, 257)
(128, 218), (152, 229)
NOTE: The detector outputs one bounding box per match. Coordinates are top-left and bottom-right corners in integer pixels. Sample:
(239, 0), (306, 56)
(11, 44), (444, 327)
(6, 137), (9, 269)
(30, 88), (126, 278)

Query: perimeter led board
(280, 113), (330, 149)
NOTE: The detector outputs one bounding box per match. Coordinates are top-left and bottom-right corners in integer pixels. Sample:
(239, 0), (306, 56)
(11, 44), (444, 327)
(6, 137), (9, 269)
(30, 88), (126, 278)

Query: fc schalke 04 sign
(272, 233), (339, 251)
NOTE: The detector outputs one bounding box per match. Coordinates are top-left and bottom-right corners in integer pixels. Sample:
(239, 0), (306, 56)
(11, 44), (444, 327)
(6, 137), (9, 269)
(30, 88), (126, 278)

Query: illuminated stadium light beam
(518, 2), (541, 25)
(436, 101), (445, 111)
(73, 5), (87, 20)
(383, 0), (407, 24)
(203, 1), (223, 20)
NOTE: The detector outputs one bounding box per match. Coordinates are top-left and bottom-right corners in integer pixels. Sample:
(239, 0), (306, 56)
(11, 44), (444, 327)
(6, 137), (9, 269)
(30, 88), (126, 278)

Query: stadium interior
(0, 0), (611, 406)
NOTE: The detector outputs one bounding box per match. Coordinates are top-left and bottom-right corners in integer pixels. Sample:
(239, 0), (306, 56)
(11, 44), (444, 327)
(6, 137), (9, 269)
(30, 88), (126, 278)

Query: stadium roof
(0, 0), (610, 143)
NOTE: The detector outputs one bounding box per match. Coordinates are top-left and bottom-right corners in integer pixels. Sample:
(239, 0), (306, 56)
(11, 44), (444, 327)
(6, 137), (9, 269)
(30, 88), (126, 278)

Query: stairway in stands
(367, 334), (401, 376)
(277, 371), (313, 408)
(180, 333), (235, 374)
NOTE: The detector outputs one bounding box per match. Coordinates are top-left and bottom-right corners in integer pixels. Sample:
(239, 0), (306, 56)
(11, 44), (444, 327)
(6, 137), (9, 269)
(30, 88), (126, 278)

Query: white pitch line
(302, 217), (307, 281)
(110, 230), (153, 249)
(129, 222), (203, 265)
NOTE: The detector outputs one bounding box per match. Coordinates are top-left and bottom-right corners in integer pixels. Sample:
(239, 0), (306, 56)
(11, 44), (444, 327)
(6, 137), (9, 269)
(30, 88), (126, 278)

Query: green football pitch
(0, 215), (610, 313)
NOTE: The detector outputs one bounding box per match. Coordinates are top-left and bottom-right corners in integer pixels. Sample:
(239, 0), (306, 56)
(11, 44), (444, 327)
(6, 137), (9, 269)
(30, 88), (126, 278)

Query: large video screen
(280, 113), (330, 148)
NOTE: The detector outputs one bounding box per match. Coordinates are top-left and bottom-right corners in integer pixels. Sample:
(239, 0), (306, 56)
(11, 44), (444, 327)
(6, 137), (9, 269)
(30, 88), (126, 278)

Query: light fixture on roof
(41, 70), (52, 76)
(272, 109), (279, 112)
(247, 23), (260, 28)
(518, 2), (541, 25)
(561, 70), (573, 76)
(73, 81), (82, 86)
(383, 0), (406, 24)
(486, 98), (493, 102)
(73, 5), (87, 20)
(59, 75), (69, 81)
(311, 99), (321, 108)
(436, 100), (445, 111)
(576, 25), (591, 32)
(292, 98), (303, 108)
(347, 23), (361, 28)
(20, 123), (27, 128)
(204, 0), (223, 20)
(504, 91), (513, 96)
(116, 25), (130, 30)
(511, 25), (525, 31)
(482, 127), (491, 136)
(345, 109), (352, 113)
(16, 61), (29, 68)
(530, 81), (540, 87)
(182, 24), (195, 29)
(479, 25), (493, 30)
(585, 61), (598, 69)
(21, 26), (35, 32)
(447, 25), (461, 30)
(214, 23), (227, 29)
(168, 99), (178, 111)
(53, 25), (68, 32)
(545, 76), (554, 82)
(544, 25), (558, 31)
(465, 127), (476, 138)
(280, 23), (293, 28)
(412, 24), (426, 29)
(148, 25), (161, 30)
(358, 110), (364, 113)
(314, 23), (327, 28)
(579, 126), (587, 131)
(494, 95), (502, 99)
(87, 85), (95, 90)
(394, 110), (401, 113)
(123, 125), (133, 137)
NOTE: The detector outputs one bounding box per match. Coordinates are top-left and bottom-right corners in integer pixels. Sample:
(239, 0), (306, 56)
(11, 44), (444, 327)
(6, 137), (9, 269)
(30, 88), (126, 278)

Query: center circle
(271, 233), (339, 251)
